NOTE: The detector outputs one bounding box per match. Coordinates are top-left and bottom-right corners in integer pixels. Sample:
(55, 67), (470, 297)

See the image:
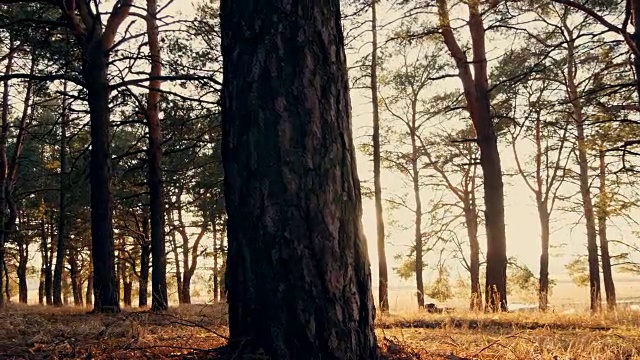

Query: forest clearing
(1, 303), (639, 359)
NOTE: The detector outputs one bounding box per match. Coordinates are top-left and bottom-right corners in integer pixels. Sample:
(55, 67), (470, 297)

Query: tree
(435, 0), (509, 311)
(145, 0), (168, 312)
(370, 0), (389, 315)
(220, 0), (378, 358)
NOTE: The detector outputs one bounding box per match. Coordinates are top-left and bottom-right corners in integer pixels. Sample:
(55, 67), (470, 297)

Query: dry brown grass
(1, 304), (639, 359)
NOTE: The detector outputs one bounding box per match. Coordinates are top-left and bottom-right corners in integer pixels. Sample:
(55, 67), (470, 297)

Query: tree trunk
(370, 0), (389, 315)
(0, 41), (13, 308)
(53, 80), (69, 307)
(219, 234), (226, 303)
(181, 274), (191, 304)
(169, 220), (183, 304)
(437, 0), (507, 311)
(69, 250), (83, 306)
(565, 26), (601, 312)
(3, 259), (9, 302)
(212, 215), (219, 302)
(86, 266), (93, 307)
(464, 204), (482, 311)
(220, 1), (378, 358)
(410, 106), (424, 309)
(598, 150), (616, 311)
(18, 243), (27, 304)
(139, 217), (150, 307)
(84, 37), (119, 313)
(146, 0), (168, 312)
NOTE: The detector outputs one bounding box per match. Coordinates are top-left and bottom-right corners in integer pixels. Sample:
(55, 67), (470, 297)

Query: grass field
(1, 303), (639, 359)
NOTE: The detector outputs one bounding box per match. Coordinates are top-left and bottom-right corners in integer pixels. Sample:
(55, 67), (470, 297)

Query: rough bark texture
(146, 0), (168, 312)
(409, 105), (424, 309)
(84, 38), (119, 312)
(220, 1), (378, 358)
(0, 43), (13, 308)
(437, 0), (507, 311)
(598, 150), (616, 311)
(370, 0), (389, 314)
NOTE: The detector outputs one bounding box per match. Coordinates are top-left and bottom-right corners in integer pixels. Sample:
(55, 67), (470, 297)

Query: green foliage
(426, 265), (453, 302)
(565, 257), (590, 288)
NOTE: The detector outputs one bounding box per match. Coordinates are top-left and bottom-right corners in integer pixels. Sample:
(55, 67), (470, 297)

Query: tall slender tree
(220, 1), (378, 357)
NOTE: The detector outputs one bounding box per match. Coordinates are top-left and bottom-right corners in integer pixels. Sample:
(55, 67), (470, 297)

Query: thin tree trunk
(220, 0), (378, 357)
(464, 204), (482, 311)
(219, 233), (226, 303)
(564, 24), (601, 312)
(598, 150), (616, 311)
(3, 259), (9, 302)
(53, 80), (69, 307)
(212, 212), (219, 302)
(18, 242), (27, 304)
(146, 0), (168, 312)
(46, 214), (55, 305)
(139, 216), (150, 307)
(69, 249), (83, 306)
(0, 40), (14, 308)
(370, 0), (389, 315)
(85, 261), (93, 307)
(410, 103), (424, 309)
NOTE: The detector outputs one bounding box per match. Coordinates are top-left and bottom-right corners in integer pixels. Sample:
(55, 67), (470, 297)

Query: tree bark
(464, 203), (482, 311)
(564, 23), (601, 312)
(370, 0), (389, 315)
(69, 249), (83, 306)
(0, 40), (13, 308)
(84, 36), (120, 313)
(145, 0), (168, 312)
(53, 80), (69, 307)
(85, 265), (93, 307)
(220, 1), (378, 358)
(219, 234), (226, 302)
(598, 150), (616, 311)
(17, 241), (28, 304)
(139, 216), (150, 307)
(409, 102), (424, 309)
(212, 213), (219, 302)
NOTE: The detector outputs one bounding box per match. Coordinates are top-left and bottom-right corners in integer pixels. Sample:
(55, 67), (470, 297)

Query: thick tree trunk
(371, 0), (389, 315)
(139, 218), (150, 307)
(169, 222), (183, 304)
(220, 1), (378, 358)
(84, 38), (119, 313)
(181, 275), (191, 304)
(53, 80), (69, 307)
(598, 150), (616, 311)
(146, 0), (168, 312)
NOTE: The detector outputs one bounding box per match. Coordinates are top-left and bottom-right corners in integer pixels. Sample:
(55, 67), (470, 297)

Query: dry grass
(1, 304), (639, 359)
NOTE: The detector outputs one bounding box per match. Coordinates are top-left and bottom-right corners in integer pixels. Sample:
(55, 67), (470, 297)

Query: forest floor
(0, 303), (639, 359)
